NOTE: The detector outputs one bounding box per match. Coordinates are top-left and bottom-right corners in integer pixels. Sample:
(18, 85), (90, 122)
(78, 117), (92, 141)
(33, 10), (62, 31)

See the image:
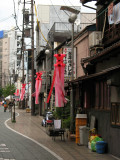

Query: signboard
(63, 47), (76, 80)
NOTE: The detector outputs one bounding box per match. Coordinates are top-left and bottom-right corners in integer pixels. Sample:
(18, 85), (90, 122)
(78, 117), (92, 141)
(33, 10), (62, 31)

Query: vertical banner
(47, 54), (67, 107)
(20, 84), (26, 101)
(35, 72), (42, 104)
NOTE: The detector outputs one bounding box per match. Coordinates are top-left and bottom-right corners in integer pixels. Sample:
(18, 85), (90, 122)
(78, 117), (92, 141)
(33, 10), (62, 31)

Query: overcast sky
(0, 0), (96, 31)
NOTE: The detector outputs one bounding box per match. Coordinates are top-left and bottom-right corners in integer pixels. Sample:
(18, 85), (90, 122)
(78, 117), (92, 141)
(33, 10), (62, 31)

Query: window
(95, 80), (110, 110)
(111, 103), (120, 126)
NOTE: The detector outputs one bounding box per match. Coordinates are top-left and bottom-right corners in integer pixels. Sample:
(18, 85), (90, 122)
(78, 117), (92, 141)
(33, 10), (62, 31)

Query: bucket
(96, 141), (107, 154)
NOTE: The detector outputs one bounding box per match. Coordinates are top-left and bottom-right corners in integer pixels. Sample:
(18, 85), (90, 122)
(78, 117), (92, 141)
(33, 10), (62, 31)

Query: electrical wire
(67, 0), (77, 9)
(64, 0), (95, 24)
(49, 0), (71, 32)
(34, 1), (52, 48)
(0, 15), (13, 23)
(81, 13), (94, 23)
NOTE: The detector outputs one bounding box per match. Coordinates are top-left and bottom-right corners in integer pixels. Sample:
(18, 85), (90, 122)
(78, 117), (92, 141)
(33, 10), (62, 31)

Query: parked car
(41, 112), (54, 127)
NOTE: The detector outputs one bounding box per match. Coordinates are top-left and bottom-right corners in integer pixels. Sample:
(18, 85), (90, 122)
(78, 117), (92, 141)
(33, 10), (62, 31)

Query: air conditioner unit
(89, 31), (102, 48)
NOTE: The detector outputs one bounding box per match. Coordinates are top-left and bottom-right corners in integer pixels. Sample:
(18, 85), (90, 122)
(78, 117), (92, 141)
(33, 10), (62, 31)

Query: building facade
(79, 0), (120, 157)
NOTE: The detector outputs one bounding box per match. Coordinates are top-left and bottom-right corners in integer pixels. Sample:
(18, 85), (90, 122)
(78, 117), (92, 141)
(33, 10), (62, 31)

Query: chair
(52, 120), (65, 141)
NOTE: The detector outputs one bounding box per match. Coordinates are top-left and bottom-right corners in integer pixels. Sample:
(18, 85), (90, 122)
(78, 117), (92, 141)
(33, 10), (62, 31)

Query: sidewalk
(7, 107), (117, 160)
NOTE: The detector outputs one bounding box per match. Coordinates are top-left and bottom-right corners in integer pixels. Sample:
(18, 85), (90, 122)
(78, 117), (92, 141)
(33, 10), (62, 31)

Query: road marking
(0, 144), (6, 146)
(0, 144), (10, 153)
(5, 114), (63, 160)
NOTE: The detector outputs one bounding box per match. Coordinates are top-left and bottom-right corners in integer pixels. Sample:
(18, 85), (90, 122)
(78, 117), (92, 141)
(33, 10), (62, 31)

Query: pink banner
(35, 72), (42, 104)
(14, 89), (20, 101)
(20, 84), (26, 101)
(47, 54), (66, 107)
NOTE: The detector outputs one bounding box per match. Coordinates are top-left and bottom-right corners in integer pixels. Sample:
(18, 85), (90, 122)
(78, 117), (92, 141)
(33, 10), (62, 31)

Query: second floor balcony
(103, 24), (120, 47)
(48, 22), (78, 43)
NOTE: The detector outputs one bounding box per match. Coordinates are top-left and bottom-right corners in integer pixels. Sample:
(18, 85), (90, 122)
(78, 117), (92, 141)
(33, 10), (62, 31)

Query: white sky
(0, 0), (96, 31)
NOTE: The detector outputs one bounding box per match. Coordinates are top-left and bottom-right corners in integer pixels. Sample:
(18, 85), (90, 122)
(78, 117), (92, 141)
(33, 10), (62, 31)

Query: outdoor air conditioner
(89, 31), (102, 48)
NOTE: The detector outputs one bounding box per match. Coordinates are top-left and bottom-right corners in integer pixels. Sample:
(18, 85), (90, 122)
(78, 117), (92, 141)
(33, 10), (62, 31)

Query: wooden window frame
(95, 80), (109, 110)
(111, 102), (120, 126)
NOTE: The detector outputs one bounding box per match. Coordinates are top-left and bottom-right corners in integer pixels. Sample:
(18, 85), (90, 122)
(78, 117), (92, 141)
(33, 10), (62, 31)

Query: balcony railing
(49, 22), (78, 33)
(103, 24), (120, 46)
(48, 22), (78, 43)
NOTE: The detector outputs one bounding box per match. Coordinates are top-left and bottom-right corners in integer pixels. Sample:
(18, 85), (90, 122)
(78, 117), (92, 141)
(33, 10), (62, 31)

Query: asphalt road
(0, 106), (61, 160)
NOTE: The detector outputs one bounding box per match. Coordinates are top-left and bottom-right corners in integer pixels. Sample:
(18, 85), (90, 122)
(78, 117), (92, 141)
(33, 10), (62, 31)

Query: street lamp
(45, 49), (50, 111)
(68, 13), (77, 80)
(68, 13), (77, 133)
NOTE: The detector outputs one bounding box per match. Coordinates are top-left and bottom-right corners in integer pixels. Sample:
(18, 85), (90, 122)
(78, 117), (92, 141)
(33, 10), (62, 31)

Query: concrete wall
(74, 30), (92, 78)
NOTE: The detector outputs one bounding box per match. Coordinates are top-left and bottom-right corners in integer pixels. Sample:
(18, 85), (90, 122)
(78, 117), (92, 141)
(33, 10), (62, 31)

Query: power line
(64, 0), (95, 24)
(34, 1), (52, 48)
(67, 0), (77, 9)
(49, 0), (71, 32)
(81, 13), (94, 23)
(0, 15), (13, 23)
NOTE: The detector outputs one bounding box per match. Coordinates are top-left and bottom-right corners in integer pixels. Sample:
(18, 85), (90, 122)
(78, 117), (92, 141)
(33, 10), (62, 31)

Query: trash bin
(76, 114), (87, 144)
(79, 126), (89, 145)
(96, 141), (107, 154)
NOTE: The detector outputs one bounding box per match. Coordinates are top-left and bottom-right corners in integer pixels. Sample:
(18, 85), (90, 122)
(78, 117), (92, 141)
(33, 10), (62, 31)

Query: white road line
(4, 113), (63, 160)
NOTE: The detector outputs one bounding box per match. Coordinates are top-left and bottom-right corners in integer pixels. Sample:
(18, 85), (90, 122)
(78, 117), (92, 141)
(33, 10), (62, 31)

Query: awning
(70, 65), (120, 83)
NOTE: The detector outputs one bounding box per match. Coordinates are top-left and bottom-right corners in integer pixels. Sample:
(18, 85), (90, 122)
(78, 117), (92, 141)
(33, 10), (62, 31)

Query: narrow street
(0, 106), (61, 160)
(2, 106), (117, 160)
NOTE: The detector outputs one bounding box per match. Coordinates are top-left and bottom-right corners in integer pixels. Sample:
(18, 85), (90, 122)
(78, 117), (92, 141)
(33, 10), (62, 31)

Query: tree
(53, 96), (71, 129)
(2, 84), (16, 98)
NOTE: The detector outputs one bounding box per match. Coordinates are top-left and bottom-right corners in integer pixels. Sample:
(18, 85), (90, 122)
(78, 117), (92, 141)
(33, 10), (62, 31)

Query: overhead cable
(34, 1), (52, 48)
(49, 0), (71, 32)
(0, 15), (13, 23)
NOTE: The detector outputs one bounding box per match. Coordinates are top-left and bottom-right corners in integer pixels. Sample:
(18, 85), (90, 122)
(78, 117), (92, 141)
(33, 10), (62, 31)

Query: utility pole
(31, 0), (35, 115)
(21, 0), (25, 109)
(60, 7), (79, 133)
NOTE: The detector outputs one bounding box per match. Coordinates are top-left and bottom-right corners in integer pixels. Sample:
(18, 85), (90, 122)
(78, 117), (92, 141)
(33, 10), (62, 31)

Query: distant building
(0, 30), (10, 87)
(37, 5), (81, 50)
(0, 28), (21, 88)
